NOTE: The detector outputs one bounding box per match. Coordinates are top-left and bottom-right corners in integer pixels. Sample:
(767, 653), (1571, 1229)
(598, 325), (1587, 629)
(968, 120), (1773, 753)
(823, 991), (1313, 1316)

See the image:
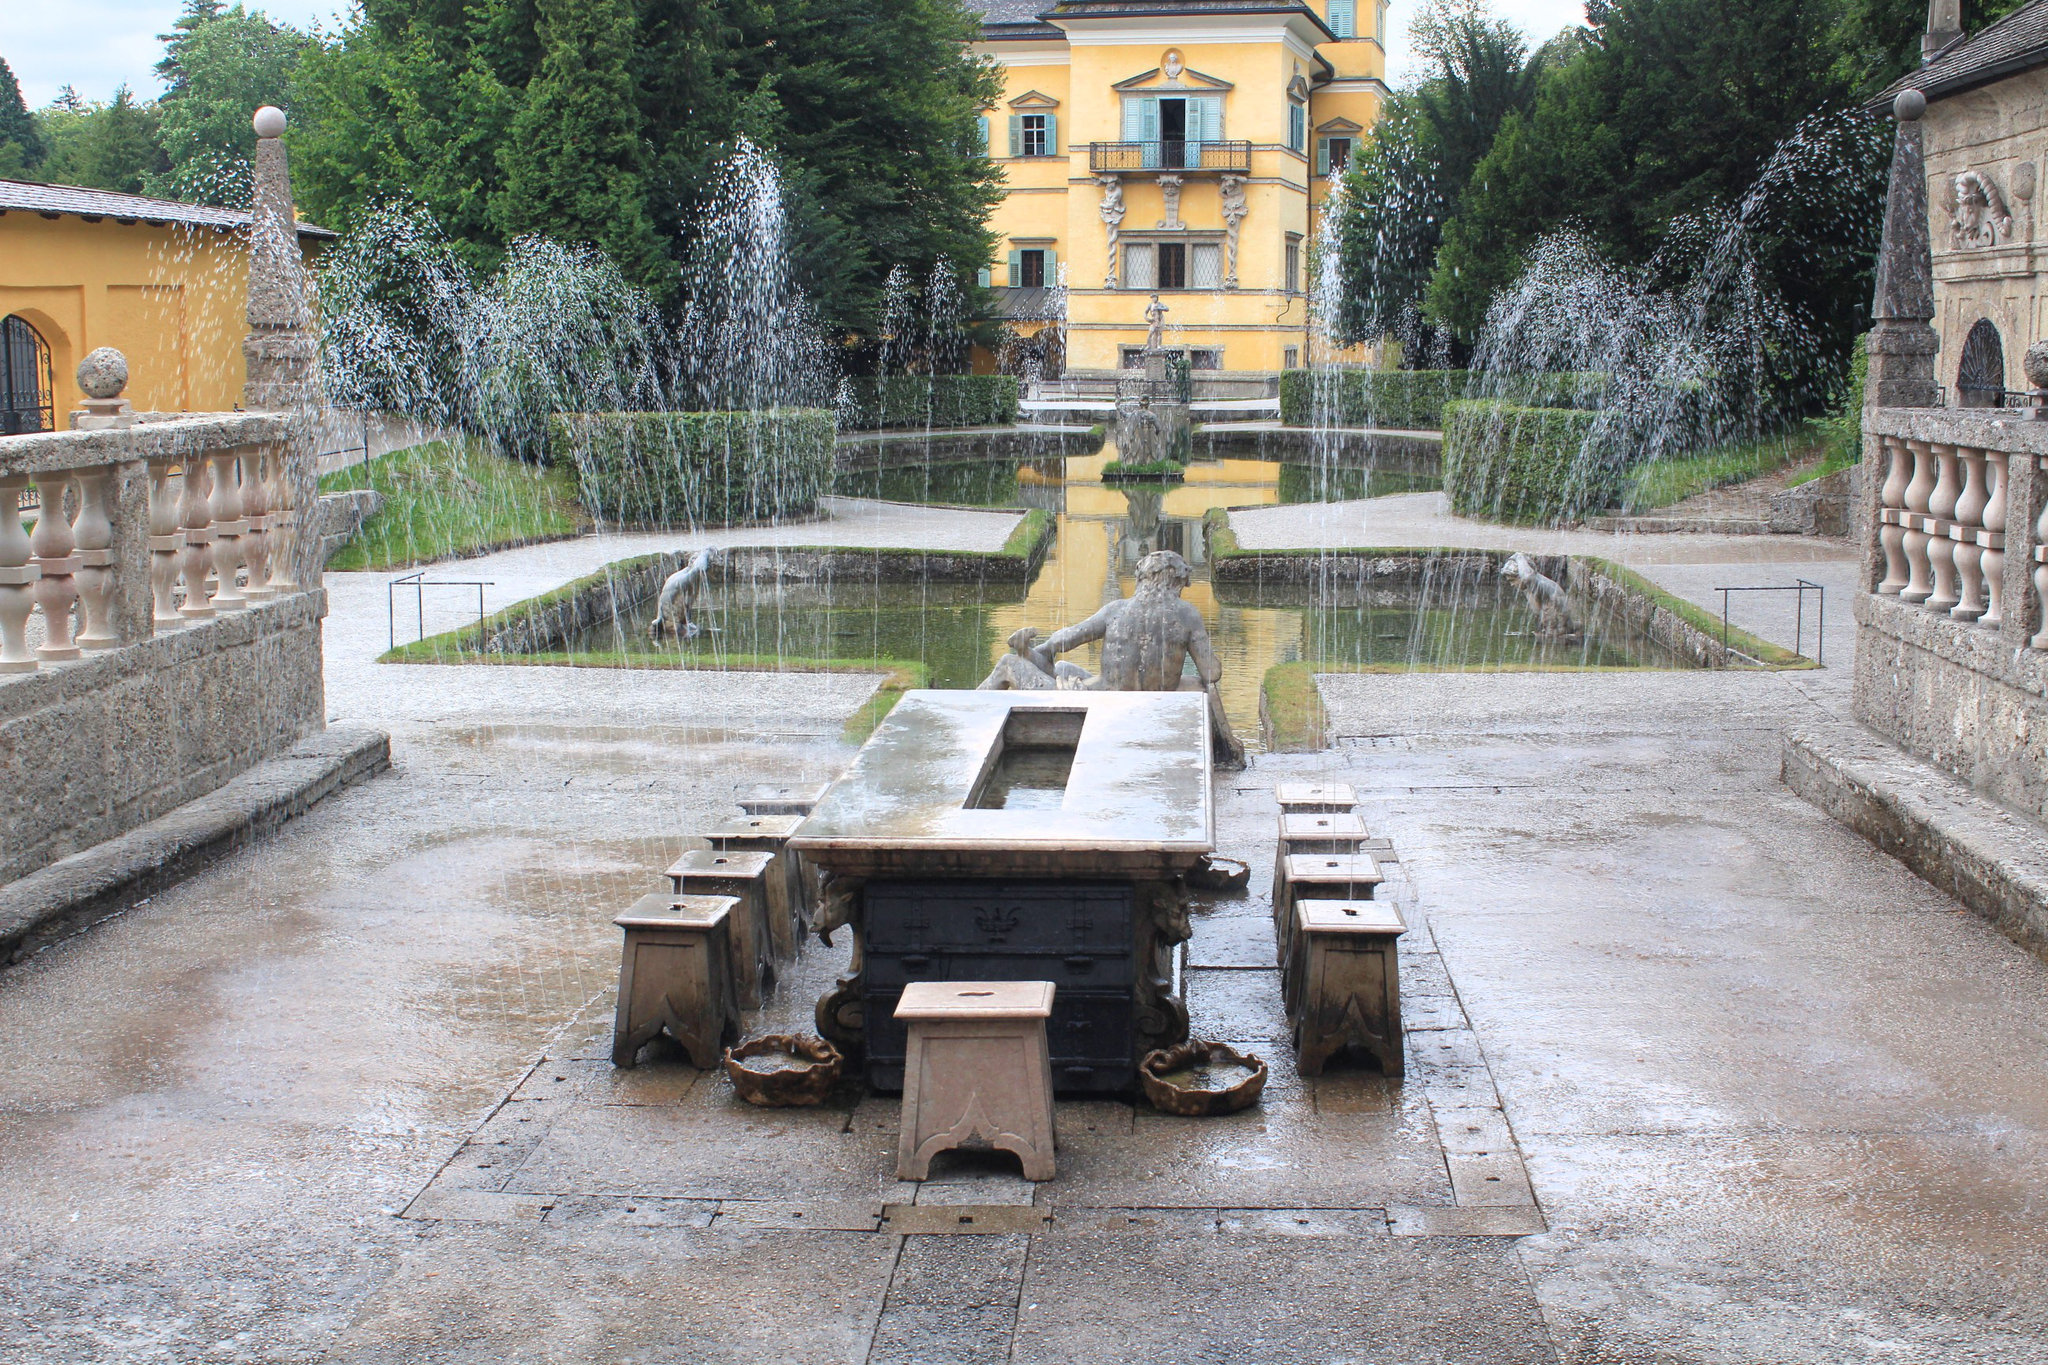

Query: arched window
(1, 315), (53, 436)
(1957, 317), (2006, 408)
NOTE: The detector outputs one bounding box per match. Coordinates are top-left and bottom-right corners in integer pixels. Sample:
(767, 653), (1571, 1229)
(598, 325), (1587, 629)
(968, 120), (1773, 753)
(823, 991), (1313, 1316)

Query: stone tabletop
(614, 892), (740, 930)
(789, 690), (1214, 864)
(894, 980), (1057, 1019)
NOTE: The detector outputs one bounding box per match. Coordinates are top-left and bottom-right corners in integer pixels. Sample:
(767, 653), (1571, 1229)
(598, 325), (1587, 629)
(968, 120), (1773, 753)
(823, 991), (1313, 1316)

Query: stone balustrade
(0, 413), (312, 676)
(1873, 432), (2011, 627)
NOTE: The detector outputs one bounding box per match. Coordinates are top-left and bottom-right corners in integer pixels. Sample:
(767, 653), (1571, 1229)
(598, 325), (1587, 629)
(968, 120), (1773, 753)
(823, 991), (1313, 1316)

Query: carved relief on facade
(1097, 175), (1125, 289)
(1156, 174), (1184, 230)
(1948, 169), (2014, 248)
(1218, 174), (1247, 288)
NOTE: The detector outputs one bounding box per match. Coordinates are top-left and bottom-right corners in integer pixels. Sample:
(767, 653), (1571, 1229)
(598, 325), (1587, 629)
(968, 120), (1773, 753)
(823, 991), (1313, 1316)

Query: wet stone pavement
(4, 513), (2048, 1361)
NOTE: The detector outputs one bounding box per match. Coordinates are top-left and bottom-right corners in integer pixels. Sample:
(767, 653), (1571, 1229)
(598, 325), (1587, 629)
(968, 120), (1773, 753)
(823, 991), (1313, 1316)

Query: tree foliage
(34, 87), (167, 194)
(150, 0), (309, 204)
(0, 55), (42, 177)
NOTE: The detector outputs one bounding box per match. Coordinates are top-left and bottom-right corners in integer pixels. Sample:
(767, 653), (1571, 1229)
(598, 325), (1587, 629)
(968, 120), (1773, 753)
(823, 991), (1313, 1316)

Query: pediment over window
(1287, 74), (1312, 101)
(1009, 90), (1061, 109)
(1316, 116), (1363, 133)
(1113, 67), (1234, 93)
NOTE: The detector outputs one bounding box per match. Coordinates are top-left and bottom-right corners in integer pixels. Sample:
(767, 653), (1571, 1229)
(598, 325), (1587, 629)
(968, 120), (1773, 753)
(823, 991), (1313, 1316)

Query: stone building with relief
(969, 0), (1386, 384)
(1898, 1), (2048, 403)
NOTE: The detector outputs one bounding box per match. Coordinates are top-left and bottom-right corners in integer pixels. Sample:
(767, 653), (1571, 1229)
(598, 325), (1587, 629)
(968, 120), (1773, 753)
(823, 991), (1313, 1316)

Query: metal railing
(1715, 580), (1824, 665)
(389, 571), (492, 650)
(1089, 140), (1252, 174)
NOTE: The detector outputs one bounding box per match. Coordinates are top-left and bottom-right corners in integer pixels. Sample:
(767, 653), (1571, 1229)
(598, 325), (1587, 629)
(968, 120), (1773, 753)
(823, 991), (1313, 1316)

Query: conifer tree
(0, 55), (41, 177)
(490, 0), (670, 295)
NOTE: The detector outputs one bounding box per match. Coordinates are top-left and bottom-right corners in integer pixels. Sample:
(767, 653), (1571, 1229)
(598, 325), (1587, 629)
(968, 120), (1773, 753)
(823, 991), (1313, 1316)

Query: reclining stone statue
(979, 549), (1246, 768)
(1500, 551), (1582, 641)
(649, 548), (718, 641)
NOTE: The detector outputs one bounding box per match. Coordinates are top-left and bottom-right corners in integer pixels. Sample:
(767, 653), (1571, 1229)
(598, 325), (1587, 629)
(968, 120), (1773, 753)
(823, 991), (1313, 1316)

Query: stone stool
(1291, 899), (1406, 1077)
(1276, 852), (1384, 995)
(666, 849), (776, 1009)
(1272, 810), (1369, 935)
(895, 981), (1057, 1182)
(738, 782), (832, 816)
(1275, 781), (1357, 815)
(612, 893), (742, 1068)
(707, 813), (808, 959)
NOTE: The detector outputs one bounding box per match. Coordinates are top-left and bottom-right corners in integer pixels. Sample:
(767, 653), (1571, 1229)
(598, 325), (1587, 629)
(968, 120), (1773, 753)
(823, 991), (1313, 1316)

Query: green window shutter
(978, 265), (993, 288)
(1121, 97), (1142, 141)
(1045, 247), (1058, 283)
(1009, 115), (1023, 158)
(1140, 98), (1159, 142)
(1329, 0), (1354, 37)
(1315, 139), (1329, 176)
(1008, 248), (1023, 286)
(1045, 113), (1058, 155)
(977, 115), (989, 152)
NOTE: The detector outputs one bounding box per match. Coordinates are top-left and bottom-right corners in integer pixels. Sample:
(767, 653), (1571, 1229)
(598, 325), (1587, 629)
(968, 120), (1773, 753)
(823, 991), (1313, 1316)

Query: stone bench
(612, 893), (741, 1068)
(895, 981), (1057, 1182)
(666, 849), (776, 1009)
(706, 814), (808, 959)
(1289, 899), (1405, 1077)
(1271, 811), (1369, 944)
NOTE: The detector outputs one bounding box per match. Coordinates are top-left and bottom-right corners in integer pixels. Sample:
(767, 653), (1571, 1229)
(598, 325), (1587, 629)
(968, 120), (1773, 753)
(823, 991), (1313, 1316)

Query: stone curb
(1783, 719), (2048, 961)
(0, 724), (391, 966)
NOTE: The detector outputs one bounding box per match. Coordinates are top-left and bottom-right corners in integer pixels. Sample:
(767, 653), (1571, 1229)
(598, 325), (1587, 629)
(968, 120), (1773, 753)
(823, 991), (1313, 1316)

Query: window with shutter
(1008, 248), (1023, 286)
(1328, 0), (1355, 37)
(976, 116), (989, 152)
(1288, 103), (1306, 153)
(1021, 114), (1048, 157)
(1045, 113), (1058, 155)
(1008, 114), (1023, 158)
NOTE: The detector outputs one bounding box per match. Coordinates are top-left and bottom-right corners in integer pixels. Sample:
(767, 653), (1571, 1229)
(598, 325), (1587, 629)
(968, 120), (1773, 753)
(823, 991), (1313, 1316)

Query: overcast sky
(2, 0), (1588, 110)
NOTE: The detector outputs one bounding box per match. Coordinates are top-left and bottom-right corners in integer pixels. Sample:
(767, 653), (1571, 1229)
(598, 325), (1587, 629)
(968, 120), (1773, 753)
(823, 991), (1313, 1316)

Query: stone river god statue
(979, 549), (1246, 767)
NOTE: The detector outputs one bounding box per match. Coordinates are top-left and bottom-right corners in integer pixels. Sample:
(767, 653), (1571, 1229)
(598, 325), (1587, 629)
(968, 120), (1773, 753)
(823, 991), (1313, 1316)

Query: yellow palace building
(971, 0), (1387, 386)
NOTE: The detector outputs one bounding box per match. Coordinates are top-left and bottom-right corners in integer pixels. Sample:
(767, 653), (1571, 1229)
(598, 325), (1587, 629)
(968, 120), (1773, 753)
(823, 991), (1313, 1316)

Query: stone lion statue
(980, 549), (1246, 768)
(1500, 552), (1582, 642)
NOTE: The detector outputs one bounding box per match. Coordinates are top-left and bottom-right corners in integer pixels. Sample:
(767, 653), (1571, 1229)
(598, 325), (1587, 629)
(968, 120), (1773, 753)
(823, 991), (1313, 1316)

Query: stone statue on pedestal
(978, 549), (1246, 767)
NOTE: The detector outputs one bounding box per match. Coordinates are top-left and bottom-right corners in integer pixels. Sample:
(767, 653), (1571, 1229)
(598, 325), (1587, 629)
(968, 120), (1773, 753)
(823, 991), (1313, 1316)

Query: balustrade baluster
(1926, 443), (1962, 612)
(146, 459), (185, 629)
(72, 465), (120, 648)
(0, 473), (39, 673)
(207, 449), (247, 611)
(29, 470), (81, 660)
(1950, 448), (1988, 620)
(1878, 436), (1912, 594)
(267, 449), (298, 591)
(240, 445), (272, 601)
(2034, 455), (2048, 649)
(178, 458), (216, 619)
(1982, 451), (2008, 628)
(1902, 439), (1936, 601)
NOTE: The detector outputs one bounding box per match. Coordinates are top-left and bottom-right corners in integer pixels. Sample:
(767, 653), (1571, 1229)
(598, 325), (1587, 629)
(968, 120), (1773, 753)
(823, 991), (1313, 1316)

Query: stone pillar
(241, 107), (316, 413)
(1923, 0), (1962, 62)
(2005, 453), (2042, 646)
(106, 458), (151, 643)
(1862, 89), (1943, 593)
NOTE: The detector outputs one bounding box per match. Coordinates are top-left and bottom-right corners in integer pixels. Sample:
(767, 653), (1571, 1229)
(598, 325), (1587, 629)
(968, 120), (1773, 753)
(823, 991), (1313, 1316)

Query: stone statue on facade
(1219, 175), (1248, 288)
(1097, 176), (1126, 289)
(978, 549), (1246, 767)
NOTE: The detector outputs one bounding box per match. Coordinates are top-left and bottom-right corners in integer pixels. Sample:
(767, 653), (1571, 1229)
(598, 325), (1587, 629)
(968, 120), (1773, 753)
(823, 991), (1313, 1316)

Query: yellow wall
(0, 212), (315, 416)
(978, 8), (1385, 375)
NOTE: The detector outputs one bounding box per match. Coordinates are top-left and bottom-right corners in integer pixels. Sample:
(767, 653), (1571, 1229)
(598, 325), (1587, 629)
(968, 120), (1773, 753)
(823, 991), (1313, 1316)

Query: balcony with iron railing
(1088, 141), (1253, 175)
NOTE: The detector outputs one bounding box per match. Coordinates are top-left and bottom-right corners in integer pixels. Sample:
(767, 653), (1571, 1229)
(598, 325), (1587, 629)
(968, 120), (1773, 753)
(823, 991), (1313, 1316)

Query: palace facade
(971, 0), (1387, 385)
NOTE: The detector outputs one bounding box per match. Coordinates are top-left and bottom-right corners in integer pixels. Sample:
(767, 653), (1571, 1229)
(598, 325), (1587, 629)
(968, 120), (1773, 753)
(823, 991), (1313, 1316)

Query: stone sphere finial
(2023, 339), (2048, 390)
(77, 348), (128, 400)
(1894, 89), (1927, 122)
(252, 105), (286, 139)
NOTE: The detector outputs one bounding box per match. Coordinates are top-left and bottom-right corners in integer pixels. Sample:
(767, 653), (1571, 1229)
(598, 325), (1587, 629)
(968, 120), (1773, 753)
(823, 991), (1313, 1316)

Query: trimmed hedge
(1442, 400), (1617, 523)
(839, 375), (1020, 430)
(550, 409), (835, 526)
(1280, 369), (1613, 430)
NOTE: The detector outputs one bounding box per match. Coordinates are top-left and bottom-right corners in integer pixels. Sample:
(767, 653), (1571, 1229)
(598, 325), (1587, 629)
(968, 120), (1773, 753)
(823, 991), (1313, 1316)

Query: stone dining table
(788, 689), (1215, 1093)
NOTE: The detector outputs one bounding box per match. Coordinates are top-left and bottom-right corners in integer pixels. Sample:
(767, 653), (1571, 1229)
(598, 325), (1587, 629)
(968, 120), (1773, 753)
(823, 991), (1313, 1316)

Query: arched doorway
(1957, 318), (2007, 408)
(1, 315), (54, 435)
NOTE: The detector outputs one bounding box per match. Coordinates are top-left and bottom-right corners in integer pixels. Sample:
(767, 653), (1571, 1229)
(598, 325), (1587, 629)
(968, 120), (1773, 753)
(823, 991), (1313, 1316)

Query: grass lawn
(320, 439), (586, 571)
(1616, 420), (1829, 513)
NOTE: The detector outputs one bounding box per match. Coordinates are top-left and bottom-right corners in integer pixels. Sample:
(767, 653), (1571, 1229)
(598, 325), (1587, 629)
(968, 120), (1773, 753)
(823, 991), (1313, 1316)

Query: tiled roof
(0, 179), (337, 238)
(1876, 0), (2048, 106)
(966, 0), (1333, 39)
(967, 0), (1063, 36)
(996, 286), (1062, 319)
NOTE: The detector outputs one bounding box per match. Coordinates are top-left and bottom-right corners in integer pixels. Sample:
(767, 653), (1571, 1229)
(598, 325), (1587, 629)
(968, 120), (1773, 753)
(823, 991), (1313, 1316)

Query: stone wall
(1923, 66), (2048, 399)
(0, 591), (326, 885)
(1852, 407), (2048, 823)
